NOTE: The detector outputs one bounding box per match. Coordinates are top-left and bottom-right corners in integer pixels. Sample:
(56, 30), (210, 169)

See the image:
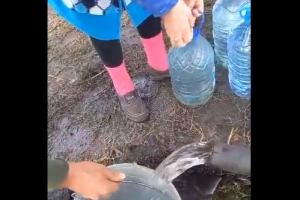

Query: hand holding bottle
(184, 0), (204, 17)
(162, 0), (194, 47)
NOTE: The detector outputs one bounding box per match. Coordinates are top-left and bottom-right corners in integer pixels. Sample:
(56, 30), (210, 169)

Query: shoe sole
(123, 108), (150, 123)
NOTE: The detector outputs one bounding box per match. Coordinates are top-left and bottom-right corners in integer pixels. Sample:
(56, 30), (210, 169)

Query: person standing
(48, 0), (203, 122)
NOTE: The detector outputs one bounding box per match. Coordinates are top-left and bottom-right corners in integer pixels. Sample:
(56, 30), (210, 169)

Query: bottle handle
(193, 12), (205, 38)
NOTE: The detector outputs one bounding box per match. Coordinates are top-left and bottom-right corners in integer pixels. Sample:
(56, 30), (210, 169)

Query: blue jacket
(133, 0), (178, 17)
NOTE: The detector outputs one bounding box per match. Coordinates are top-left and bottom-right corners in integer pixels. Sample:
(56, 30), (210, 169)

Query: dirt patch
(48, 1), (250, 199)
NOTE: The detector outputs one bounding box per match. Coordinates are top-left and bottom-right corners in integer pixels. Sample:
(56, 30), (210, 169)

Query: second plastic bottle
(227, 4), (251, 99)
(212, 0), (249, 68)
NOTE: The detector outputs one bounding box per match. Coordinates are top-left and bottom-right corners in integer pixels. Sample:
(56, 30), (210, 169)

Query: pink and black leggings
(90, 15), (162, 68)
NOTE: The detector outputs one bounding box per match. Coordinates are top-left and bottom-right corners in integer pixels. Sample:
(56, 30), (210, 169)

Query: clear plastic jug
(227, 4), (251, 99)
(168, 14), (215, 106)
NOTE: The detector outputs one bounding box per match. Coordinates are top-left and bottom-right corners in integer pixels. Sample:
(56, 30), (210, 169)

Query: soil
(47, 1), (251, 199)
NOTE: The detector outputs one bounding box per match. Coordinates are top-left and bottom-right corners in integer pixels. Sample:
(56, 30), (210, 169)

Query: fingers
(105, 169), (126, 182)
(186, 0), (196, 9)
(192, 9), (201, 17)
(170, 25), (193, 47)
(106, 181), (119, 193)
(164, 0), (195, 47)
(182, 27), (193, 44)
(170, 34), (184, 47)
(171, 33), (193, 48)
(183, 0), (203, 17)
(188, 14), (196, 27)
(175, 38), (185, 47)
(170, 34), (179, 46)
(193, 0), (204, 15)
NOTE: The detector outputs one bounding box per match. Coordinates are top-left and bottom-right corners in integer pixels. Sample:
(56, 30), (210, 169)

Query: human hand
(183, 0), (204, 17)
(162, 0), (194, 47)
(61, 161), (125, 200)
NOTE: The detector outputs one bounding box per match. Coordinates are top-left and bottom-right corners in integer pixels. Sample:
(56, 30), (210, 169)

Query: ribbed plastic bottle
(212, 0), (249, 68)
(227, 4), (251, 99)
(168, 14), (215, 106)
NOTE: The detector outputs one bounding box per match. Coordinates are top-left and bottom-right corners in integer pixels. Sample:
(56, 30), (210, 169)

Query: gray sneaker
(118, 90), (149, 122)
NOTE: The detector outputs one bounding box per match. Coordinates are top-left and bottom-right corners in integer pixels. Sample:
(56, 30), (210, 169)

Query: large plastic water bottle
(212, 0), (249, 68)
(168, 14), (215, 106)
(227, 4), (251, 99)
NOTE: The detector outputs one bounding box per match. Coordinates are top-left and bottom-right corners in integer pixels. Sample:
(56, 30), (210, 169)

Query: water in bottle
(168, 14), (215, 106)
(212, 0), (249, 68)
(227, 4), (251, 99)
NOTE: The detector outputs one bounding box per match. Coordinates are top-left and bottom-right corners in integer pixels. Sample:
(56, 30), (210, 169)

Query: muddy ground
(48, 1), (250, 199)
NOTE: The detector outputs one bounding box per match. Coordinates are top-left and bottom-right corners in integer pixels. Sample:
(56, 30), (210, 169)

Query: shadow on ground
(47, 1), (250, 199)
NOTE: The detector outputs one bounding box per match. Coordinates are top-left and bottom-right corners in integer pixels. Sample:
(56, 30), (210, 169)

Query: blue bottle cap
(239, 4), (251, 24)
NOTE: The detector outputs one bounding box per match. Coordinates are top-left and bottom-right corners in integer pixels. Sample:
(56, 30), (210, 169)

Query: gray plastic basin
(101, 163), (181, 200)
